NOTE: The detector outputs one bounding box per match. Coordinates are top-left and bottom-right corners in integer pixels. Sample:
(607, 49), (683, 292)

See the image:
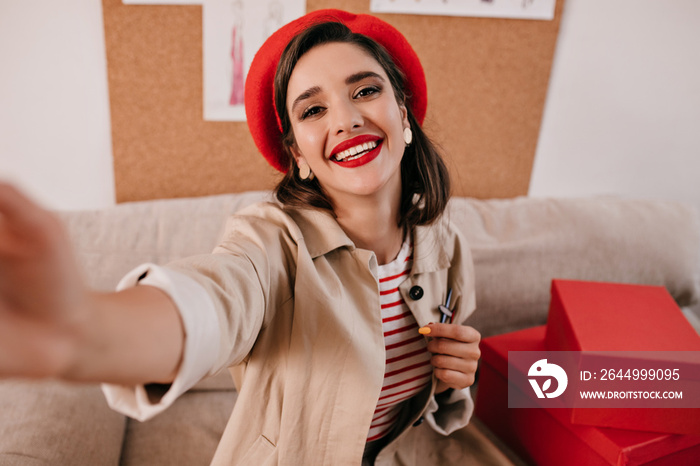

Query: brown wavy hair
(274, 21), (450, 231)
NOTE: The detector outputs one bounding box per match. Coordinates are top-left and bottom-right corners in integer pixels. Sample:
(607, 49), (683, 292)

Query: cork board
(103, 0), (564, 203)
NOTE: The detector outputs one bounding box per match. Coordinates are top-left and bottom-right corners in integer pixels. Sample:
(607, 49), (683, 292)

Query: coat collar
(287, 206), (451, 274)
(411, 219), (452, 274)
(284, 206), (355, 259)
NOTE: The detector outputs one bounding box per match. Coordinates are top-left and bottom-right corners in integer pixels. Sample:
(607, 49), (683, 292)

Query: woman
(0, 9), (480, 465)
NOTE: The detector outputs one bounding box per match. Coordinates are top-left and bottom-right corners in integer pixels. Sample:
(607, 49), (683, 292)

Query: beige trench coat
(165, 203), (476, 465)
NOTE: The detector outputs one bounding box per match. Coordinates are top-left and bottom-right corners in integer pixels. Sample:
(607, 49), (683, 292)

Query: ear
(399, 104), (409, 130)
(289, 143), (306, 167)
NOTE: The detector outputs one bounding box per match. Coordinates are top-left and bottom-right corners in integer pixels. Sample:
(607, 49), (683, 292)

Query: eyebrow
(291, 86), (321, 114)
(290, 71), (385, 113)
(345, 71), (384, 85)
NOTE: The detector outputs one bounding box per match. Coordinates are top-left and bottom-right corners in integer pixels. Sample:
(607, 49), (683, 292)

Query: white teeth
(334, 140), (378, 161)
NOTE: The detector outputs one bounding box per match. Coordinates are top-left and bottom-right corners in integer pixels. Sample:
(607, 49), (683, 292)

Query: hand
(419, 322), (481, 394)
(0, 182), (184, 384)
(0, 182), (89, 378)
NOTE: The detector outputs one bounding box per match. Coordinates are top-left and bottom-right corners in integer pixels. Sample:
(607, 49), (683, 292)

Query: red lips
(330, 135), (383, 168)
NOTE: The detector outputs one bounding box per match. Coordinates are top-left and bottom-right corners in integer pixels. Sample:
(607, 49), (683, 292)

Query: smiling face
(285, 42), (410, 207)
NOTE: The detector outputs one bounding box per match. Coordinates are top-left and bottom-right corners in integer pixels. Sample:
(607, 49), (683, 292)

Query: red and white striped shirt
(366, 240), (432, 442)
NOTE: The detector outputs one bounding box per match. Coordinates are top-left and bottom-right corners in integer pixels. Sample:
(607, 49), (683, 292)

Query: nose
(330, 98), (363, 135)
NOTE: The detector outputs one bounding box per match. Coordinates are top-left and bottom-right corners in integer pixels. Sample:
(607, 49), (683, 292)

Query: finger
(430, 353), (478, 375)
(433, 367), (476, 390)
(0, 182), (59, 256)
(419, 323), (481, 343)
(0, 182), (45, 225)
(427, 338), (481, 361)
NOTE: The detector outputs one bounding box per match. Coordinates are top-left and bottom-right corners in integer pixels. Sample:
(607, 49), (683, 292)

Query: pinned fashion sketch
(228, 1), (245, 106)
(204, 0), (305, 121)
(370, 0), (555, 20)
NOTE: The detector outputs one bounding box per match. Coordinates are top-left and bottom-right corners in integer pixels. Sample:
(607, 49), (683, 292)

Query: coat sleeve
(101, 264), (221, 421)
(102, 204), (298, 421)
(423, 387), (475, 435)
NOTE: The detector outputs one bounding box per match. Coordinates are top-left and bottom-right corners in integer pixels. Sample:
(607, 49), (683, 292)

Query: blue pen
(438, 288), (453, 323)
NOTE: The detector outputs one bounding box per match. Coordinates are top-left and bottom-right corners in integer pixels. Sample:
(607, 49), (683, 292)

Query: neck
(333, 194), (404, 265)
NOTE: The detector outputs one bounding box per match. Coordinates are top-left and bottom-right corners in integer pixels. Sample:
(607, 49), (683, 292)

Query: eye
(354, 85), (381, 99)
(300, 105), (324, 120)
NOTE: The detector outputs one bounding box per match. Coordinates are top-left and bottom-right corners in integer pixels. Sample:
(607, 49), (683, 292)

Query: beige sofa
(1, 192), (699, 465)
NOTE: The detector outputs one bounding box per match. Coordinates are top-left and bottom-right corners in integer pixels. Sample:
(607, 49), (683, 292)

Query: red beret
(244, 9), (427, 173)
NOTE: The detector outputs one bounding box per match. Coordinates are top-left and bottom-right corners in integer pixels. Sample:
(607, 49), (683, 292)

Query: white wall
(1, 0), (699, 213)
(0, 0), (114, 211)
(530, 0), (700, 214)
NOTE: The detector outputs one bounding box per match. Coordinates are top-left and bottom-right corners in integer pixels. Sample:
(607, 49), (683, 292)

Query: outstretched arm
(0, 182), (183, 385)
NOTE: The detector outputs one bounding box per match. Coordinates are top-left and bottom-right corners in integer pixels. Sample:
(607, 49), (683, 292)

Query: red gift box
(544, 280), (700, 435)
(475, 326), (700, 466)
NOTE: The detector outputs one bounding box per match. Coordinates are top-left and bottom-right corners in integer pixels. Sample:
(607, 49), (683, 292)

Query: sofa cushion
(120, 389), (236, 465)
(0, 380), (125, 465)
(57, 191), (272, 293)
(451, 197), (700, 337)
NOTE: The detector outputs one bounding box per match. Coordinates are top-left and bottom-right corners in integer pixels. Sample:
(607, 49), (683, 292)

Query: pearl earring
(298, 161), (314, 181)
(403, 127), (413, 145)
